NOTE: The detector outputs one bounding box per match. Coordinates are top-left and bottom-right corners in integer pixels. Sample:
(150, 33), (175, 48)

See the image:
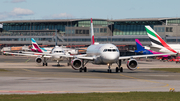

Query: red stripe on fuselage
(155, 34), (177, 53)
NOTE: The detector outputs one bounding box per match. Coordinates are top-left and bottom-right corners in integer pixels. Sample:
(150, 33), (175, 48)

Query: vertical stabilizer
(145, 26), (177, 53)
(135, 39), (145, 51)
(31, 38), (43, 53)
(91, 18), (95, 45)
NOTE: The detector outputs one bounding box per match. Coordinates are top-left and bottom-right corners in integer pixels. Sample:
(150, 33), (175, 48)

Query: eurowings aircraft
(4, 45), (73, 66)
(145, 26), (180, 53)
(31, 38), (52, 53)
(31, 38), (78, 55)
(69, 18), (176, 73)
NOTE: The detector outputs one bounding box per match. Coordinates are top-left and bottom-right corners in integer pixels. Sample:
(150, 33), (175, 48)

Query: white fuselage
(51, 46), (65, 61)
(146, 44), (180, 53)
(86, 44), (119, 64)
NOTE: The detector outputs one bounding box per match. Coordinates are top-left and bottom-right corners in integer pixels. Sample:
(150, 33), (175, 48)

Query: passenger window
(108, 49), (111, 52)
(112, 49), (116, 52)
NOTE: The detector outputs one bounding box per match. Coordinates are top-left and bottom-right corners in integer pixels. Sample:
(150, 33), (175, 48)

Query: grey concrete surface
(0, 55), (180, 94)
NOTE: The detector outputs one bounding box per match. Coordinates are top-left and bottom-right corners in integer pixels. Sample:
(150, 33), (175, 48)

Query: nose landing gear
(107, 60), (123, 73)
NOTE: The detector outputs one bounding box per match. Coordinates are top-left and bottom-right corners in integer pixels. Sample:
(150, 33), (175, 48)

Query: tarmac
(0, 55), (180, 94)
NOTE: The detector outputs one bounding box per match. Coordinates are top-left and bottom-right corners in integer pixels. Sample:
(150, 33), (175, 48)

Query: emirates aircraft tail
(91, 18), (95, 45)
(145, 26), (177, 53)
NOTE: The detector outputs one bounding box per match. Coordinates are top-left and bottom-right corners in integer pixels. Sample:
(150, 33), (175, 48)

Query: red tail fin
(91, 18), (95, 45)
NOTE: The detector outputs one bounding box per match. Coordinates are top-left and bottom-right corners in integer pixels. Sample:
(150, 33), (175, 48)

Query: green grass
(0, 69), (8, 72)
(0, 92), (180, 101)
(150, 68), (180, 73)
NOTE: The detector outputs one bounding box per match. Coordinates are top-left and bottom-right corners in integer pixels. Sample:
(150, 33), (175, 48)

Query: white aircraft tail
(145, 26), (177, 53)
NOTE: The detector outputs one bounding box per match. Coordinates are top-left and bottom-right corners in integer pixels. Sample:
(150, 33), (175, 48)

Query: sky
(0, 0), (180, 21)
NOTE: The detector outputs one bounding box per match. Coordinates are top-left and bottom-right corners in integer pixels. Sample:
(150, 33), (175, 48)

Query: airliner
(69, 18), (176, 73)
(4, 19), (176, 72)
(145, 26), (180, 53)
(31, 38), (52, 53)
(135, 39), (173, 60)
(31, 38), (78, 55)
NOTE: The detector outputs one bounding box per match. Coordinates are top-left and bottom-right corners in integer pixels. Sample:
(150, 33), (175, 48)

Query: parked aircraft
(145, 26), (180, 53)
(31, 38), (52, 53)
(31, 38), (78, 55)
(69, 18), (176, 73)
(135, 39), (172, 60)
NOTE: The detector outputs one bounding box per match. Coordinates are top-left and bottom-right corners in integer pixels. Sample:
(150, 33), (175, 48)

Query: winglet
(91, 18), (95, 45)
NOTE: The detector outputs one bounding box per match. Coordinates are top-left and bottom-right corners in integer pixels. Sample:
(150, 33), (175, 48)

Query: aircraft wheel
(43, 63), (45, 66)
(79, 68), (82, 72)
(116, 67), (119, 73)
(46, 63), (48, 66)
(107, 69), (111, 73)
(120, 67), (123, 72)
(67, 63), (70, 66)
(84, 67), (87, 72)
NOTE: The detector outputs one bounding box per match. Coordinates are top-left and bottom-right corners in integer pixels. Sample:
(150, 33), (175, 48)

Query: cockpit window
(103, 49), (118, 52)
(103, 49), (107, 52)
(54, 51), (64, 53)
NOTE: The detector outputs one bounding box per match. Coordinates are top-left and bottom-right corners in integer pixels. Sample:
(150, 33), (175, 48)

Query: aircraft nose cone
(102, 53), (119, 63)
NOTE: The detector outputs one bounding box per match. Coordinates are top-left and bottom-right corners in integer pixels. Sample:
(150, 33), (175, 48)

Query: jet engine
(127, 59), (138, 70)
(71, 58), (82, 70)
(35, 57), (42, 64)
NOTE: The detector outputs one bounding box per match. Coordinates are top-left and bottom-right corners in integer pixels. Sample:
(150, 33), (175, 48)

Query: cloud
(0, 13), (8, 20)
(11, 0), (26, 3)
(44, 13), (74, 19)
(0, 8), (34, 20)
(11, 8), (34, 16)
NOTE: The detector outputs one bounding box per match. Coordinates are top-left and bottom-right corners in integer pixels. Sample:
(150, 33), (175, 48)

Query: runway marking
(119, 74), (169, 88)
(25, 59), (31, 63)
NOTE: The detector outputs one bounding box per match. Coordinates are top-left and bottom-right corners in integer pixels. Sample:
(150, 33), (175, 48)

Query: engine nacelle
(35, 57), (42, 64)
(127, 59), (138, 70)
(71, 58), (82, 70)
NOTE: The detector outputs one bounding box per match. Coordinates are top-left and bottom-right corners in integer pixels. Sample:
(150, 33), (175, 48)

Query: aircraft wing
(4, 52), (40, 57)
(75, 56), (94, 60)
(119, 53), (177, 60)
(4, 52), (52, 58)
(69, 54), (93, 60)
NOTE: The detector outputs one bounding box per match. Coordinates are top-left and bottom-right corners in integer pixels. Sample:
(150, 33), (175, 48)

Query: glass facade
(78, 20), (110, 27)
(154, 27), (165, 32)
(2, 22), (77, 33)
(167, 19), (180, 24)
(113, 21), (162, 35)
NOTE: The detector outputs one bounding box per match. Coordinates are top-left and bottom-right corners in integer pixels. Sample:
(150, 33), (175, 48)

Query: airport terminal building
(1, 17), (180, 50)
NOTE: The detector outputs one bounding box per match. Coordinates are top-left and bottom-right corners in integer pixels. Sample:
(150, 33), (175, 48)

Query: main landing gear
(79, 59), (89, 72)
(107, 60), (123, 73)
(67, 58), (71, 66)
(42, 57), (48, 66)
